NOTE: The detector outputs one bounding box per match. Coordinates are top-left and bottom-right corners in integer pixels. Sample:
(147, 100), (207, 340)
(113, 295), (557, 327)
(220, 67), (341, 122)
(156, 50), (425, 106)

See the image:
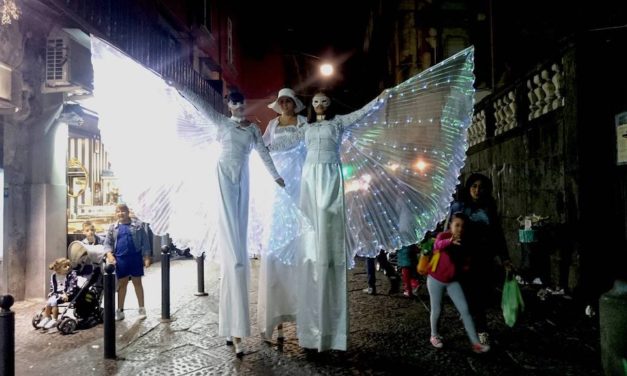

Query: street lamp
(320, 63), (334, 77)
(288, 51), (341, 92)
(296, 52), (335, 78)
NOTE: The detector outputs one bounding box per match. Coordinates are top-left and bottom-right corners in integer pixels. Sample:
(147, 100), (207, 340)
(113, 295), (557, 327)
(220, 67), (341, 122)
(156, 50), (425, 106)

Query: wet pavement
(11, 257), (603, 375)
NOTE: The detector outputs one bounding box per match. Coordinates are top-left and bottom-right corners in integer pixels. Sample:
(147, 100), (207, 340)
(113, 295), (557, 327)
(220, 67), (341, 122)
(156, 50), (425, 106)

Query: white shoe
(362, 287), (376, 295)
(115, 309), (125, 321)
(43, 319), (58, 330)
(138, 307), (147, 320)
(37, 317), (51, 329)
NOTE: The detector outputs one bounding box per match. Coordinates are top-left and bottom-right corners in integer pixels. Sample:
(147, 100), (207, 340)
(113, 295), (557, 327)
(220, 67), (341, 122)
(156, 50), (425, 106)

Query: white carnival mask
(312, 94), (330, 109)
(228, 100), (245, 111)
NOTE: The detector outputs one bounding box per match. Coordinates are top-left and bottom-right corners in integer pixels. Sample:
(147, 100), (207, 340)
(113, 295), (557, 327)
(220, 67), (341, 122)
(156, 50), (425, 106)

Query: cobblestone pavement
(12, 257), (602, 375)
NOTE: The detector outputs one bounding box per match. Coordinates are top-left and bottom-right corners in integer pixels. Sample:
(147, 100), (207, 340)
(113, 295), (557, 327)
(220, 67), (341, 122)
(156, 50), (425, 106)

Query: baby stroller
(32, 242), (106, 334)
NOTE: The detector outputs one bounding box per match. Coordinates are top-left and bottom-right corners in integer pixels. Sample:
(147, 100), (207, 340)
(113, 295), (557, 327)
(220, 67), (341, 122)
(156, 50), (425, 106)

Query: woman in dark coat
(449, 173), (512, 345)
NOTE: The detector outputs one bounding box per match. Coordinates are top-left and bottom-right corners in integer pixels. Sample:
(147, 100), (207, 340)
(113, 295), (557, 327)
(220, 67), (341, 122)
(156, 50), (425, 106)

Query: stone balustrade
(468, 109), (486, 146)
(527, 59), (565, 121)
(471, 54), (569, 147)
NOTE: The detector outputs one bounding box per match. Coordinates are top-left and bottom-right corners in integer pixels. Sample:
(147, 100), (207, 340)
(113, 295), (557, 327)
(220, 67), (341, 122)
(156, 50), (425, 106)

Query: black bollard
(194, 252), (208, 297)
(103, 263), (116, 359)
(0, 295), (15, 376)
(161, 245), (171, 321)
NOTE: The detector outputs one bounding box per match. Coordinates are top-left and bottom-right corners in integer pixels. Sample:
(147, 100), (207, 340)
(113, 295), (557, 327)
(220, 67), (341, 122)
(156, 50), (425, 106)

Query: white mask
(312, 94), (330, 109)
(228, 100), (245, 111)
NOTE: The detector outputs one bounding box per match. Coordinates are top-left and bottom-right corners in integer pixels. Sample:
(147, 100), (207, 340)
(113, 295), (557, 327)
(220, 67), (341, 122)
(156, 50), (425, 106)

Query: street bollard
(161, 244), (171, 321)
(194, 252), (208, 297)
(0, 295), (15, 376)
(103, 263), (116, 359)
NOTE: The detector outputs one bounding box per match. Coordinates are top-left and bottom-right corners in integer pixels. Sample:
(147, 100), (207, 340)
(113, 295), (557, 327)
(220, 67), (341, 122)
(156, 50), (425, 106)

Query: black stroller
(32, 242), (105, 334)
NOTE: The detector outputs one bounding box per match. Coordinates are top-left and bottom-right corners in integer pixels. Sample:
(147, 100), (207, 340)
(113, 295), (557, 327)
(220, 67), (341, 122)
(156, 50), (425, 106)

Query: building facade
(362, 0), (627, 298)
(0, 0), (236, 299)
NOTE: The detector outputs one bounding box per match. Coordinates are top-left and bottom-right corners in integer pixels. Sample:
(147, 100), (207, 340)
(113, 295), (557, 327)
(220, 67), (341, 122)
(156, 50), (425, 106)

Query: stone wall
(461, 46), (579, 291)
(0, 5), (67, 299)
(1, 13), (30, 297)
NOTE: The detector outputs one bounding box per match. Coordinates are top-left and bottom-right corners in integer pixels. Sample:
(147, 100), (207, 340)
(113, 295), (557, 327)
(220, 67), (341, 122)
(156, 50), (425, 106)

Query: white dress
(216, 118), (280, 338)
(257, 115), (307, 339)
(296, 115), (354, 351)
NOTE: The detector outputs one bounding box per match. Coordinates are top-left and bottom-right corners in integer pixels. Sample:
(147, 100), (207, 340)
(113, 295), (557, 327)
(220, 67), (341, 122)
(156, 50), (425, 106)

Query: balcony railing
(44, 0), (225, 113)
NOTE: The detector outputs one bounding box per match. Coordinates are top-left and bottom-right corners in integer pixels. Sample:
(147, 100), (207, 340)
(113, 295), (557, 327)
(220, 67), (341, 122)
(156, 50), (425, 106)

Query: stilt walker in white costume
(262, 48), (476, 352)
(218, 92), (285, 356)
(257, 88), (308, 343)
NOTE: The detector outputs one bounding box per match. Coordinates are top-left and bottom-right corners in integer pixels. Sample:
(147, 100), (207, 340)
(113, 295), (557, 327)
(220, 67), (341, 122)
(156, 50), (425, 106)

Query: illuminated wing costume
(91, 35), (474, 266)
(89, 36), (309, 265)
(341, 47), (475, 259)
(266, 47), (475, 266)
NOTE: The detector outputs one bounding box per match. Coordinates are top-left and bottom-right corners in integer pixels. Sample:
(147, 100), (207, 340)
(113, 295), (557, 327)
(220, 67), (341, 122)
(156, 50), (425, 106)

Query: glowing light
(415, 160), (427, 172)
(342, 164), (355, 179)
(320, 63), (334, 77)
(345, 174), (372, 193)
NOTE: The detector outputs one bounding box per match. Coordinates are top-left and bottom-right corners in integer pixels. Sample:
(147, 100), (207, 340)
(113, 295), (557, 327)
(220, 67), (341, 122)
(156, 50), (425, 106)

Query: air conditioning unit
(43, 28), (93, 96)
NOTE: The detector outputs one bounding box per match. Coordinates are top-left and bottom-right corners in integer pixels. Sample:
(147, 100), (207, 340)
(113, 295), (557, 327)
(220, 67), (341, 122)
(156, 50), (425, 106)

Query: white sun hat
(268, 88), (305, 114)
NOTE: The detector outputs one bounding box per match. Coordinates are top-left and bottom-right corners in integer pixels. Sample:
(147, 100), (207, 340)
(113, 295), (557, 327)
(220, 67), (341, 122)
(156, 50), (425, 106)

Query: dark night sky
(236, 0), (373, 111)
(234, 0), (627, 109)
(237, 1), (370, 59)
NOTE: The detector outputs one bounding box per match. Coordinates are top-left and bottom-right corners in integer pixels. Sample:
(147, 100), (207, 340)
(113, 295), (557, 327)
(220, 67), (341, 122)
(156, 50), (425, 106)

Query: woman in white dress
(257, 88), (307, 343)
(218, 92), (284, 356)
(296, 92), (370, 352)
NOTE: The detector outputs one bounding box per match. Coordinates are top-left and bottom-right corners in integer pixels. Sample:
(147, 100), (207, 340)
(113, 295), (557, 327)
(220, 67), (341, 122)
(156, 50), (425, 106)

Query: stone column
(0, 15), (28, 298)
(24, 94), (66, 299)
(1, 12), (66, 299)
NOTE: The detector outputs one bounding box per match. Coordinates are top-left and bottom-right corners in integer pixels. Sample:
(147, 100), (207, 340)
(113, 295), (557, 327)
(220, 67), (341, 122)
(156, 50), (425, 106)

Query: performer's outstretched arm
(252, 125), (283, 184)
(336, 97), (381, 130)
